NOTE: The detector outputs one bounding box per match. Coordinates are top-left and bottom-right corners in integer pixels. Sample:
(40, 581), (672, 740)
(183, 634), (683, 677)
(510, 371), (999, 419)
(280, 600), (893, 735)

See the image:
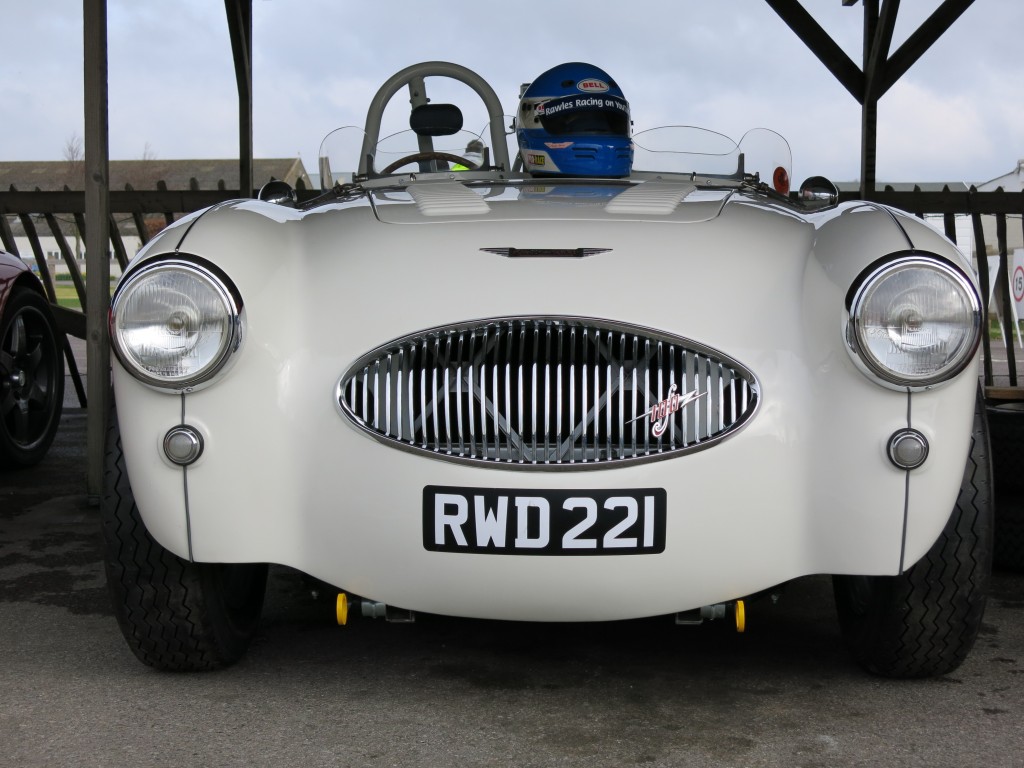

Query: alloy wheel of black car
(832, 388), (993, 678)
(0, 288), (65, 468)
(102, 402), (268, 671)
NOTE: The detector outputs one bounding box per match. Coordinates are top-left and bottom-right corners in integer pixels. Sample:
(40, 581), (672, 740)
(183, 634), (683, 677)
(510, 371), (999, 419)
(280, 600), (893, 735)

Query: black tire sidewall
(0, 287), (65, 468)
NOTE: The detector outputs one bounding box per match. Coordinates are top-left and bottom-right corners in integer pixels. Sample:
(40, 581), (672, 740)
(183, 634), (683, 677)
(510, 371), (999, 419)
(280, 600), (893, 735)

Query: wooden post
(84, 0), (110, 501)
(226, 0), (253, 197)
(859, 0), (879, 197)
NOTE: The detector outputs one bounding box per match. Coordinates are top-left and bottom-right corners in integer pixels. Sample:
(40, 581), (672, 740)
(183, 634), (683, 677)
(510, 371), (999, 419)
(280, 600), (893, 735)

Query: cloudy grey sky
(3, 0), (1021, 186)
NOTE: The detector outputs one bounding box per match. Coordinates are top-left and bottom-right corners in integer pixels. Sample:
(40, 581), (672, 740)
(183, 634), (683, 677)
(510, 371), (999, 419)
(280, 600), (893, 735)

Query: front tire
(101, 403), (267, 671)
(833, 391), (993, 678)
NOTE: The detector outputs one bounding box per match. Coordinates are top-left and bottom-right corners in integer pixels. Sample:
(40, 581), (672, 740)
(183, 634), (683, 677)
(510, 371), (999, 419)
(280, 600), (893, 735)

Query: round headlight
(848, 255), (981, 388)
(111, 259), (242, 390)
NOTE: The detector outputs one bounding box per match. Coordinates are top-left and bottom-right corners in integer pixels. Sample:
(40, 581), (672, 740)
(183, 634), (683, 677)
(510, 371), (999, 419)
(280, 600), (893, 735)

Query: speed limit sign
(1015, 265), (1024, 304)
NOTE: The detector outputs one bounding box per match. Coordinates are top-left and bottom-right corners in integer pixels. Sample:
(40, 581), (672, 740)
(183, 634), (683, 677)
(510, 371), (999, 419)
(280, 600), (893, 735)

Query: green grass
(53, 282), (116, 310)
(989, 319), (1024, 341)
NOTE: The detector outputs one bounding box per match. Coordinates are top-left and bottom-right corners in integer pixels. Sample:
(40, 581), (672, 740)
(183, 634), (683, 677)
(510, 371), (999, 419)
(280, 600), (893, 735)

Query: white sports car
(103, 61), (990, 677)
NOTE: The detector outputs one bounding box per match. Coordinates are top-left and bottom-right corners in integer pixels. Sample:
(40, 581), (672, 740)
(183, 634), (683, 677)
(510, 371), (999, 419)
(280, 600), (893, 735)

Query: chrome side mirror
(258, 179), (297, 207)
(799, 176), (839, 210)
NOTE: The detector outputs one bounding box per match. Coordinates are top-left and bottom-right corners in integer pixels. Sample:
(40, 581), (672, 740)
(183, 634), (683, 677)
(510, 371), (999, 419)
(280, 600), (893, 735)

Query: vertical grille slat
(556, 327), (564, 462)
(431, 338), (440, 452)
(568, 328), (576, 463)
(582, 328), (589, 462)
(467, 333), (476, 457)
(492, 328), (501, 460)
(618, 334), (626, 458)
(518, 327), (526, 464)
(630, 335), (639, 458)
(531, 328), (538, 462)
(544, 328), (552, 463)
(385, 353), (393, 439)
(372, 361), (381, 431)
(592, 336), (602, 460)
(443, 338), (452, 455)
(418, 341), (428, 448)
(645, 339), (652, 456)
(668, 344), (676, 447)
(606, 333), (613, 461)
(338, 318), (758, 469)
(480, 328), (489, 459)
(454, 335), (464, 456)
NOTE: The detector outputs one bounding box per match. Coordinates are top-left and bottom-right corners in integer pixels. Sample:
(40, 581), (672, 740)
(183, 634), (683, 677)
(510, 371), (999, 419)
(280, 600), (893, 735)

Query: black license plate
(423, 486), (666, 555)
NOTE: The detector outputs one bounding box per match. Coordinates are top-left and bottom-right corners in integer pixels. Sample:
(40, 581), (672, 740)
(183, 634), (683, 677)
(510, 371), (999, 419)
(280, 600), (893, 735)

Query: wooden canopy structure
(767, 0), (976, 192)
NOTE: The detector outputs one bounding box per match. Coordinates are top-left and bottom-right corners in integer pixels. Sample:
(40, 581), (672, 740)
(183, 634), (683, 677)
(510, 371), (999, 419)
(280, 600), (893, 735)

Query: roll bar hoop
(358, 61), (511, 176)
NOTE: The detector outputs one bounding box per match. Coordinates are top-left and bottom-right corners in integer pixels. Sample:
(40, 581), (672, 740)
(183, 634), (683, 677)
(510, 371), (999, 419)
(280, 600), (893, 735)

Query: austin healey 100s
(103, 61), (990, 677)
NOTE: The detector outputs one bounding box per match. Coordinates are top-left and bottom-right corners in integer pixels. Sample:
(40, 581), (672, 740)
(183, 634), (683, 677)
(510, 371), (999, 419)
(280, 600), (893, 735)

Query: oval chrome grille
(337, 318), (759, 469)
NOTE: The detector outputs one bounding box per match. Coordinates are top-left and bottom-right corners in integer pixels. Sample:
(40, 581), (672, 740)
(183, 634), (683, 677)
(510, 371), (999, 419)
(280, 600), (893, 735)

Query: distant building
(0, 157), (311, 194)
(978, 159), (1024, 194)
(976, 160), (1024, 256)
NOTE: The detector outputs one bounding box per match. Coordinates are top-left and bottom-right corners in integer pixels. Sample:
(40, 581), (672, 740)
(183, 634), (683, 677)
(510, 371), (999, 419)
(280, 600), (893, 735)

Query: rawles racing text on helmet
(517, 62), (633, 177)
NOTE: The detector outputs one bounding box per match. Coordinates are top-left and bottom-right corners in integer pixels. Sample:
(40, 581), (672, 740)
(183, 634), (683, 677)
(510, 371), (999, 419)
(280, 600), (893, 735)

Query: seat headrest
(410, 103), (463, 137)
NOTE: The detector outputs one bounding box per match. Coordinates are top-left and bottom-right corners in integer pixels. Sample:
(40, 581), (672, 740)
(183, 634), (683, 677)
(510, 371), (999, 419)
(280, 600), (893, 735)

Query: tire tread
(834, 393), (993, 678)
(101, 406), (265, 671)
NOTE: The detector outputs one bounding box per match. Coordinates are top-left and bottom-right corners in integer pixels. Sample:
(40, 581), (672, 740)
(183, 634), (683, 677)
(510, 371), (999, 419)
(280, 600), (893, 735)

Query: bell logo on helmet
(578, 79), (609, 93)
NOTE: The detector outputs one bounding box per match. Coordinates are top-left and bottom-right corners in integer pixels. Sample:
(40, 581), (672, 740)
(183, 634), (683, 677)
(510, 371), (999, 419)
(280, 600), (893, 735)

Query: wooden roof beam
(763, 0), (864, 101)
(864, 0), (899, 101)
(225, 0), (253, 197)
(880, 0), (976, 96)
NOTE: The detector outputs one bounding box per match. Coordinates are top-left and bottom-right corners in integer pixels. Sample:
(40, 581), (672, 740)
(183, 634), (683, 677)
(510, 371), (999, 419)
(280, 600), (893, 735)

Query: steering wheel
(381, 151), (478, 175)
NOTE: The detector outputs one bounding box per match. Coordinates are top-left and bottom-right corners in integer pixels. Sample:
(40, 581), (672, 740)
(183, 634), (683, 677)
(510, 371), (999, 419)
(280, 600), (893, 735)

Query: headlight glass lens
(112, 260), (241, 389)
(850, 257), (980, 387)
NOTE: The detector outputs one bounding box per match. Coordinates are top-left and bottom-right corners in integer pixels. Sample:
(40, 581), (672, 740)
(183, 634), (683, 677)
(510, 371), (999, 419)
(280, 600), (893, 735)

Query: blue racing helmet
(517, 62), (633, 177)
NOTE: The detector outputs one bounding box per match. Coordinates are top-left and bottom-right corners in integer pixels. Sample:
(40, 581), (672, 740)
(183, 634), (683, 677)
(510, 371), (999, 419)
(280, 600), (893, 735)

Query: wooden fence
(0, 183), (244, 408)
(836, 186), (1024, 399)
(2, 183), (1024, 407)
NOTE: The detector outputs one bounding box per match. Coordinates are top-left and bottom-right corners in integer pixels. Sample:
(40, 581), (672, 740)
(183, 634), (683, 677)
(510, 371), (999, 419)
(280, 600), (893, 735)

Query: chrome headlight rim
(110, 256), (244, 392)
(846, 252), (981, 390)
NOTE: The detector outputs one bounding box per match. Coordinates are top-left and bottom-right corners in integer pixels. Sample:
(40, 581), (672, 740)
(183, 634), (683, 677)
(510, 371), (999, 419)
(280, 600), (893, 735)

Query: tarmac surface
(1, 408), (1024, 768)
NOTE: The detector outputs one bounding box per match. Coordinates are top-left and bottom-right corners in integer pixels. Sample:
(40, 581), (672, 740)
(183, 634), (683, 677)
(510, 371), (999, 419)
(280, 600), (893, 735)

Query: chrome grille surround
(336, 317), (760, 470)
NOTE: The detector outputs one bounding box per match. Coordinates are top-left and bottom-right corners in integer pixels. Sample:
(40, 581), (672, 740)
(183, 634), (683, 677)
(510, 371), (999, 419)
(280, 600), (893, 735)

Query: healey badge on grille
(628, 384), (706, 437)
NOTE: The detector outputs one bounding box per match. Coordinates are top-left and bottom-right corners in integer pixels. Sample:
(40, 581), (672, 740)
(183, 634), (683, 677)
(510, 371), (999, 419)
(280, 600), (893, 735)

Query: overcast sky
(3, 0), (1022, 186)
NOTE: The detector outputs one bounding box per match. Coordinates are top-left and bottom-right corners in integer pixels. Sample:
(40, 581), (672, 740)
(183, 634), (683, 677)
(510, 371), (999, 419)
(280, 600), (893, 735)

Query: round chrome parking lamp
(847, 255), (981, 389)
(110, 258), (243, 391)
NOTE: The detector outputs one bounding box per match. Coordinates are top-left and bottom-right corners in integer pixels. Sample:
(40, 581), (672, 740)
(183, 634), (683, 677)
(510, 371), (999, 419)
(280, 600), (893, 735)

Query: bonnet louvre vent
(337, 317), (759, 469)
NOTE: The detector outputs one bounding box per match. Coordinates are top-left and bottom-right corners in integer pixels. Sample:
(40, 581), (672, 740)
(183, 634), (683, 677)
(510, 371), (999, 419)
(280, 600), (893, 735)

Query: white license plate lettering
(434, 493), (469, 547)
(473, 495), (508, 547)
(562, 497), (599, 549)
(424, 486), (666, 555)
(602, 496), (639, 548)
(514, 497), (550, 549)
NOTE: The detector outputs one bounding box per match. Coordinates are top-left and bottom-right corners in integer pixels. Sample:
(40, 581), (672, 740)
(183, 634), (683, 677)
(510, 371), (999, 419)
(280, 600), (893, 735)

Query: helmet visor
(536, 94), (630, 137)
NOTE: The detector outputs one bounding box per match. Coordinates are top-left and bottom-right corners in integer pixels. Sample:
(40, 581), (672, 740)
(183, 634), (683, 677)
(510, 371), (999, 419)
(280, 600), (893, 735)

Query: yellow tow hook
(734, 599), (746, 633)
(336, 593), (349, 626)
